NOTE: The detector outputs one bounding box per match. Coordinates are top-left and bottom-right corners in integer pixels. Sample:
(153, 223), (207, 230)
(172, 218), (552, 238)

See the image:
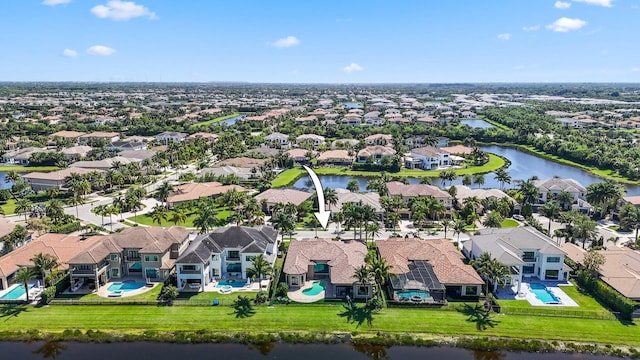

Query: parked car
(513, 214), (525, 221)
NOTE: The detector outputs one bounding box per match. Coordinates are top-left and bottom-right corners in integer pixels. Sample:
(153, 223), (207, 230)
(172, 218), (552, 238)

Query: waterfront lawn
(192, 112), (240, 128)
(271, 154), (506, 187)
(0, 165), (59, 172)
(500, 219), (520, 228)
(128, 206), (234, 227)
(0, 304), (637, 346)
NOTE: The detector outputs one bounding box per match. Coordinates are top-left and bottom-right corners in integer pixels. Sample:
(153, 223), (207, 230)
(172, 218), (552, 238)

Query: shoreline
(0, 330), (637, 357)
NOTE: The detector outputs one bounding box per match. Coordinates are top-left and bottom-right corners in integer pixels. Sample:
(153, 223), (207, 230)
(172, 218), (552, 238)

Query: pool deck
(288, 280), (328, 303)
(496, 280), (578, 307)
(0, 281), (43, 303)
(96, 280), (159, 298)
(199, 279), (266, 294)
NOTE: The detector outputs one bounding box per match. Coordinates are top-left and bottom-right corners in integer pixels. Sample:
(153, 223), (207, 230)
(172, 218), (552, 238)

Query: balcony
(225, 256), (240, 262)
(179, 269), (202, 274)
(124, 255), (141, 262)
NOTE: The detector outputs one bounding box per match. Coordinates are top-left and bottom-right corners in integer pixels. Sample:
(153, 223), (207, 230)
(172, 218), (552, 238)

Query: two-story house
(155, 131), (188, 144)
(464, 227), (569, 294)
(264, 132), (290, 148)
(364, 134), (393, 146)
(385, 181), (453, 210)
(68, 227), (191, 291)
(295, 134), (325, 149)
(174, 225), (278, 292)
(356, 145), (396, 163)
(406, 146), (451, 170)
(533, 178), (590, 211)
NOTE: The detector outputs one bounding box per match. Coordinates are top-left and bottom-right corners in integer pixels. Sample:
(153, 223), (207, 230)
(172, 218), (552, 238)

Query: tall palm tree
(246, 254), (272, 283)
(126, 196), (144, 222)
(30, 253), (59, 286)
(453, 218), (467, 245)
(346, 179), (360, 192)
(473, 174), (485, 189)
(482, 212), (503, 229)
(462, 174), (473, 187)
(353, 264), (372, 303)
(368, 256), (393, 299)
(92, 204), (110, 226)
(471, 252), (510, 304)
(14, 267), (36, 302)
(169, 207), (187, 226)
(586, 180), (624, 219)
(332, 211), (344, 234)
(193, 205), (217, 234)
(541, 201), (561, 234)
(271, 211), (296, 242)
(442, 219), (452, 238)
(518, 178), (540, 205)
(15, 198), (32, 222)
(156, 181), (174, 209)
(573, 215), (598, 249)
(555, 191), (574, 211)
(323, 187), (338, 211)
(150, 205), (168, 226)
(494, 168), (511, 190)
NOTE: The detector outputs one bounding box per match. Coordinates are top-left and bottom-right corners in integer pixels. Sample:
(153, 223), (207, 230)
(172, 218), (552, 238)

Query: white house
(174, 226), (278, 292)
(464, 227), (569, 294)
(406, 146), (451, 170)
(155, 131), (188, 144)
(264, 132), (290, 148)
(533, 178), (589, 210)
(295, 134), (325, 148)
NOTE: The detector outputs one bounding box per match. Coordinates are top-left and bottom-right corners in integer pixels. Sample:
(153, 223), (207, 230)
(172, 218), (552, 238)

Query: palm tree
(169, 207), (187, 226)
(453, 218), (467, 245)
(387, 212), (401, 232)
(346, 179), (360, 192)
(556, 191), (574, 211)
(70, 195), (85, 218)
(573, 214), (598, 249)
(15, 198), (32, 222)
(5, 170), (20, 183)
(518, 178), (540, 205)
(494, 168), (511, 190)
(150, 205), (168, 226)
(332, 211), (344, 234)
(126, 196), (144, 222)
(246, 254), (272, 283)
(353, 264), (372, 303)
(271, 211), (296, 242)
(462, 174), (473, 187)
(369, 256), (393, 299)
(156, 181), (174, 209)
(14, 267), (36, 302)
(92, 204), (110, 226)
(482, 212), (503, 229)
(471, 252), (510, 306)
(30, 253), (59, 286)
(323, 187), (338, 211)
(541, 201), (561, 234)
(586, 180), (624, 219)
(193, 205), (217, 234)
(473, 174), (485, 189)
(45, 199), (64, 223)
(112, 196), (125, 220)
(442, 219), (452, 238)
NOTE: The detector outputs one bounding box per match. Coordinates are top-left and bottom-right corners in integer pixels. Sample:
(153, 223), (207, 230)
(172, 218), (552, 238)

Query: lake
(461, 119), (494, 129)
(219, 114), (246, 126)
(293, 145), (640, 196)
(0, 341), (619, 360)
(0, 172), (14, 190)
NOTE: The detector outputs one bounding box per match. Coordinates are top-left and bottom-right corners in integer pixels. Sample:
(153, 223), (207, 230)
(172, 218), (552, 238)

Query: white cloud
(572, 0), (613, 7)
(522, 25), (540, 31)
(91, 1), (156, 21)
(269, 36), (300, 48)
(86, 45), (116, 56)
(62, 49), (78, 57)
(555, 1), (572, 8)
(497, 33), (511, 40)
(633, 67), (640, 72)
(546, 17), (587, 32)
(42, 0), (71, 6)
(342, 63), (363, 73)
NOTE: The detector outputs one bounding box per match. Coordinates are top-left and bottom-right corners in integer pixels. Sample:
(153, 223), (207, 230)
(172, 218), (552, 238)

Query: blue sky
(1, 0), (639, 83)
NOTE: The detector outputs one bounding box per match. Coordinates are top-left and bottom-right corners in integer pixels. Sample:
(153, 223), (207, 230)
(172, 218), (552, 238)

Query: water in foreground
(1, 341), (620, 360)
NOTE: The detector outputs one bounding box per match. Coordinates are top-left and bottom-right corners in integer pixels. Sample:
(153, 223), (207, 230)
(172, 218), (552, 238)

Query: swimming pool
(529, 283), (561, 304)
(216, 279), (246, 288)
(107, 282), (146, 292)
(0, 284), (34, 300)
(302, 281), (326, 296)
(396, 290), (431, 300)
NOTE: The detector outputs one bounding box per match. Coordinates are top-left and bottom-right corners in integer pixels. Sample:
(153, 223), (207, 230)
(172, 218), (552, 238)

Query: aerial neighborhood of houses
(0, 84), (638, 325)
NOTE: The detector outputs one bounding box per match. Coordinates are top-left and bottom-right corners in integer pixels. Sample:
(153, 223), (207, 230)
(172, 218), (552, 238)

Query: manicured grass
(0, 303), (637, 345)
(127, 207), (234, 227)
(271, 154), (506, 187)
(0, 165), (60, 172)
(192, 112), (241, 128)
(1, 199), (16, 215)
(500, 219), (520, 228)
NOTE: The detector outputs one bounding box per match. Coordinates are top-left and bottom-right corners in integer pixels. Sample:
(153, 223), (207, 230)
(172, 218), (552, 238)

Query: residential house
(316, 150), (354, 166)
(107, 139), (148, 152)
(50, 131), (86, 143)
(0, 233), (102, 291)
(215, 157), (268, 168)
(562, 243), (640, 301)
(166, 182), (247, 208)
(464, 227), (569, 294)
(356, 146), (396, 163)
(453, 185), (520, 213)
(406, 146), (451, 170)
(188, 132), (219, 143)
(286, 148), (316, 165)
(155, 131), (188, 144)
(363, 116), (385, 126)
(2, 147), (50, 165)
(200, 166), (260, 181)
(68, 227), (191, 290)
(175, 225), (278, 291)
(331, 139), (359, 149)
(377, 238), (484, 302)
(22, 167), (98, 191)
(70, 156), (142, 171)
(296, 134), (326, 149)
(283, 238), (370, 299)
(332, 189), (384, 220)
(364, 134), (393, 146)
(386, 182), (452, 208)
(264, 132), (290, 148)
(60, 145), (93, 160)
(341, 113), (362, 126)
(533, 178), (590, 211)
(79, 132), (120, 143)
(254, 188), (313, 214)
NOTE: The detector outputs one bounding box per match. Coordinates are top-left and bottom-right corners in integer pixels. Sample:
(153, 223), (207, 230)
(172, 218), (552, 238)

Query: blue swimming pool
(302, 281), (326, 296)
(107, 282), (146, 292)
(216, 279), (247, 288)
(0, 284), (34, 300)
(529, 283), (561, 304)
(396, 290), (431, 300)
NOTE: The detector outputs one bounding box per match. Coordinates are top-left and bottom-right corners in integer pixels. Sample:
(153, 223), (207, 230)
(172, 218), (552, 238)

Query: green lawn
(271, 154), (506, 187)
(500, 219), (520, 228)
(1, 199), (16, 215)
(0, 303), (637, 345)
(191, 112), (241, 128)
(0, 165), (60, 172)
(127, 207), (235, 227)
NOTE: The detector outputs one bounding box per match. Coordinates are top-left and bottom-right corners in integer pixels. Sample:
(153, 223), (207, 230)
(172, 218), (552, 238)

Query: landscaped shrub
(50, 222), (82, 234)
(276, 282), (289, 297)
(576, 272), (637, 320)
(39, 287), (57, 305)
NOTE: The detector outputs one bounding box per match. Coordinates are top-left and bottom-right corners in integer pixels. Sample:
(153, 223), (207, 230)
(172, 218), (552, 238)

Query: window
(111, 268), (119, 277)
(228, 251), (240, 259)
(245, 255), (256, 262)
(110, 254), (119, 261)
(144, 255), (159, 262)
(522, 251), (535, 262)
(127, 250), (140, 260)
(76, 265), (91, 271)
(545, 269), (559, 280)
(145, 268), (159, 279)
(182, 265), (196, 272)
(211, 254), (220, 261)
(546, 257), (560, 263)
(357, 285), (369, 296)
(523, 264), (535, 274)
(465, 286), (478, 296)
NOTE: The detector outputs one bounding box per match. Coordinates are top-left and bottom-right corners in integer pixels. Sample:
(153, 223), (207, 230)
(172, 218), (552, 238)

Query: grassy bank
(0, 165), (59, 172)
(271, 154), (506, 187)
(0, 303), (637, 346)
(192, 112), (241, 128)
(127, 207), (234, 227)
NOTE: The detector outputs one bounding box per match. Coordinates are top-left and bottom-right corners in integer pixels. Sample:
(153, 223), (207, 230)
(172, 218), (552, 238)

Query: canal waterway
(293, 145), (640, 196)
(0, 341), (621, 360)
(460, 119), (494, 128)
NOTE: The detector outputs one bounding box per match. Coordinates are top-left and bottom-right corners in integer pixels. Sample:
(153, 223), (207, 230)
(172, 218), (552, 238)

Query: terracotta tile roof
(215, 157), (268, 168)
(440, 145), (474, 155)
(0, 233), (101, 277)
(22, 167), (98, 181)
(365, 134), (393, 141)
(167, 182), (247, 204)
(50, 130), (86, 138)
(80, 131), (119, 139)
(0, 217), (16, 239)
(284, 238), (367, 285)
(317, 150), (353, 162)
(286, 148), (316, 159)
(386, 181), (451, 199)
(376, 238), (483, 285)
(623, 196), (640, 206)
(357, 145), (396, 157)
(254, 188), (312, 206)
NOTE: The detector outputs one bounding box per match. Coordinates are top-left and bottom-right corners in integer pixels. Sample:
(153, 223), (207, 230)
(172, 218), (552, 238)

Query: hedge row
(576, 272), (637, 320)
